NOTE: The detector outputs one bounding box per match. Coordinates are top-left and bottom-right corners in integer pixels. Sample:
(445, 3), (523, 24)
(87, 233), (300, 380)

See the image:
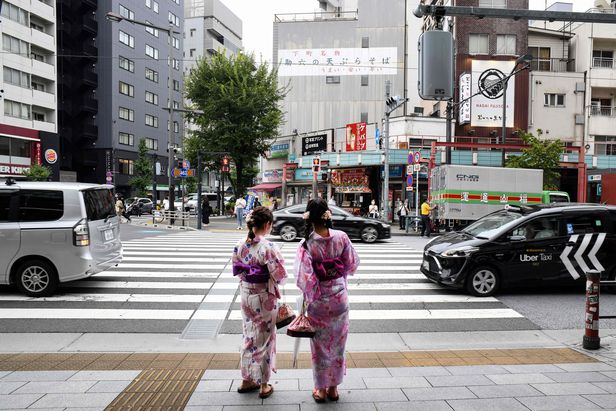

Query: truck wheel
(465, 266), (500, 297)
(280, 224), (298, 242)
(14, 259), (58, 297)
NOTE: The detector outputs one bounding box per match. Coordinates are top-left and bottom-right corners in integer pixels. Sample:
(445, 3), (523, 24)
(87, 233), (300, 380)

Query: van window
(83, 189), (115, 221)
(19, 190), (64, 222)
(562, 213), (606, 235)
(510, 216), (560, 240)
(0, 192), (11, 222)
(549, 193), (569, 203)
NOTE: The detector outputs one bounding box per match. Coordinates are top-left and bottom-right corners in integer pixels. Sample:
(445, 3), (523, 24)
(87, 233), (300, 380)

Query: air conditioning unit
(575, 114), (585, 125)
(575, 82), (585, 93)
(413, 106), (425, 115)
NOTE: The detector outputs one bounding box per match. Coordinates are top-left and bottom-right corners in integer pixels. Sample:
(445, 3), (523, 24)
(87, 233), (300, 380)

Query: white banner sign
(458, 72), (471, 124)
(471, 60), (515, 128)
(278, 47), (398, 77)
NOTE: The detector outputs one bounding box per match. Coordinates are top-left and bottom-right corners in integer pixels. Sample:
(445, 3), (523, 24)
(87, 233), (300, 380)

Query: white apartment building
(1, 0), (57, 177)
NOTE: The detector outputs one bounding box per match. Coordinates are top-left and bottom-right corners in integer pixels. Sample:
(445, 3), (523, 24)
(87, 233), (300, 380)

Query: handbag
(275, 267), (296, 329)
(286, 301), (316, 338)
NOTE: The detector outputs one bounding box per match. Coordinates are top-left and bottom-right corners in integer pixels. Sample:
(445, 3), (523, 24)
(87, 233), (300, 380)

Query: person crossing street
(420, 198), (437, 237)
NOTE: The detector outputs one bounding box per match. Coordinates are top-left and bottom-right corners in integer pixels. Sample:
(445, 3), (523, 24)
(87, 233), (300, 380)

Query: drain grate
(180, 318), (223, 340)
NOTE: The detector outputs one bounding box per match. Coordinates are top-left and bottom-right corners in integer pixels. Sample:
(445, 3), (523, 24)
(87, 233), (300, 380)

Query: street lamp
(501, 54), (532, 166)
(105, 12), (181, 216)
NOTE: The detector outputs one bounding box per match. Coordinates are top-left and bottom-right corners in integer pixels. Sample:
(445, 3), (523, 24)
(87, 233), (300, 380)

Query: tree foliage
(184, 52), (287, 197)
(129, 139), (153, 197)
(23, 164), (51, 181)
(505, 130), (563, 190)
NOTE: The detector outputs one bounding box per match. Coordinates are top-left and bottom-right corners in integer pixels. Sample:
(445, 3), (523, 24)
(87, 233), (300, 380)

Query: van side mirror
(508, 235), (526, 242)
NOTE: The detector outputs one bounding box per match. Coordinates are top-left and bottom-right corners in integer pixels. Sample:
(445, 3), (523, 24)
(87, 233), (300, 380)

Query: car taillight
(73, 218), (90, 246)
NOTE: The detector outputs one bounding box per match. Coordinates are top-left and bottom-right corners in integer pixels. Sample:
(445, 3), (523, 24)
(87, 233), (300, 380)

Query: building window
(3, 67), (30, 88)
(145, 67), (159, 83)
(529, 47), (551, 71)
(171, 58), (180, 70)
(119, 81), (134, 97)
(591, 98), (613, 116)
(173, 80), (180, 91)
(145, 91), (159, 105)
(119, 5), (134, 20)
(360, 112), (368, 123)
(119, 30), (134, 48)
(145, 114), (159, 128)
(469, 34), (489, 55)
(168, 12), (180, 27)
(1, 2), (28, 26)
(146, 0), (152, 8)
(31, 81), (45, 92)
(119, 132), (134, 146)
(145, 21), (159, 37)
(144, 138), (158, 150)
(2, 33), (29, 55)
(544, 93), (565, 107)
(119, 106), (134, 121)
(190, 28), (196, 37)
(146, 44), (159, 60)
(172, 37), (180, 50)
(32, 112), (45, 122)
(361, 75), (369, 86)
(361, 37), (369, 48)
(496, 34), (516, 55)
(479, 0), (507, 7)
(153, 1), (159, 13)
(189, 48), (196, 57)
(119, 56), (135, 72)
(4, 100), (31, 120)
(595, 136), (616, 155)
(593, 50), (614, 68)
(326, 76), (340, 84)
(118, 159), (134, 175)
(173, 121), (179, 132)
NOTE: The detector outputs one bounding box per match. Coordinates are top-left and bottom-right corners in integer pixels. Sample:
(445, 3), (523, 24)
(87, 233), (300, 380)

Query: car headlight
(440, 246), (479, 257)
(380, 222), (390, 228)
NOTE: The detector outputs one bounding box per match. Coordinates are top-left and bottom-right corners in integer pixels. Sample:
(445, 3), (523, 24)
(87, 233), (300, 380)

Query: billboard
(345, 122), (367, 152)
(268, 141), (289, 159)
(278, 47), (398, 77)
(458, 72), (471, 124)
(302, 134), (327, 156)
(471, 60), (515, 128)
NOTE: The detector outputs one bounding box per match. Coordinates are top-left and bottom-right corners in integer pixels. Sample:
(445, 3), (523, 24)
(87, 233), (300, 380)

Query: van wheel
(466, 266), (500, 297)
(14, 260), (58, 297)
(280, 224), (298, 242)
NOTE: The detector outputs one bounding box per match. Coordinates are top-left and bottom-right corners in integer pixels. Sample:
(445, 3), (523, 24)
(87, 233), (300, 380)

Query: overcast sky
(220, 0), (598, 64)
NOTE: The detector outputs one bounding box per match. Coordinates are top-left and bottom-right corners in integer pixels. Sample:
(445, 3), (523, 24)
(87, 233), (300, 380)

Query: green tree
(184, 52), (288, 197)
(129, 139), (153, 197)
(23, 163), (51, 181)
(505, 130), (563, 190)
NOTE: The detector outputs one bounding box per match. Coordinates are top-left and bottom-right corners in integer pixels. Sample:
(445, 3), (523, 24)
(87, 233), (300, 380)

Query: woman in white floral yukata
(232, 206), (287, 399)
(295, 198), (360, 403)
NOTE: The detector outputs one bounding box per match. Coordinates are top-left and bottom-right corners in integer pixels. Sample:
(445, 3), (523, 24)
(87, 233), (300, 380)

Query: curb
(130, 221), (197, 231)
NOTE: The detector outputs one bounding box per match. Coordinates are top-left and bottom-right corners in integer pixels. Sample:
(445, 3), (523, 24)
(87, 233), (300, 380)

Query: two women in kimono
(233, 200), (359, 402)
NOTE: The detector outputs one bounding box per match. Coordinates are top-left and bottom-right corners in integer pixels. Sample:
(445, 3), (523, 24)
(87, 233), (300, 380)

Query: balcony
(593, 57), (613, 69)
(82, 42), (97, 57)
(530, 58), (575, 73)
(30, 0), (55, 24)
(31, 59), (55, 80)
(588, 106), (616, 136)
(82, 14), (98, 35)
(80, 122), (98, 140)
(83, 66), (98, 87)
(33, 119), (57, 133)
(80, 0), (97, 11)
(274, 10), (359, 22)
(32, 90), (56, 109)
(81, 96), (98, 113)
(31, 28), (55, 53)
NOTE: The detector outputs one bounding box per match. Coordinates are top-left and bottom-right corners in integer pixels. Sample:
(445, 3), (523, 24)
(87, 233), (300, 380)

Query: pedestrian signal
(221, 157), (230, 172)
(312, 157), (321, 173)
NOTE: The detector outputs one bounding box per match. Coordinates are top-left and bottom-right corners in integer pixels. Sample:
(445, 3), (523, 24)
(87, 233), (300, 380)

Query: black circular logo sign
(478, 68), (506, 100)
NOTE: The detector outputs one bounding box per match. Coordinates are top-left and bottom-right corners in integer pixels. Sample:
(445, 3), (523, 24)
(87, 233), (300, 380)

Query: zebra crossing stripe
(0, 308), (194, 320)
(65, 281), (213, 290)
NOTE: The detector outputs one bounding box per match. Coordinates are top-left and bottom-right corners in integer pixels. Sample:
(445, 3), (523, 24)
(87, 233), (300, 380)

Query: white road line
(0, 308), (194, 320)
(93, 271), (219, 278)
(65, 281), (213, 290)
(0, 294), (206, 303)
(109, 263), (227, 270)
(228, 295), (497, 304)
(207, 282), (439, 291)
(122, 257), (231, 262)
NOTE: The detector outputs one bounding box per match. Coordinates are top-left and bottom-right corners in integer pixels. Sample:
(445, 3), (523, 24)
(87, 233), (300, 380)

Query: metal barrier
(152, 210), (191, 226)
(583, 269), (616, 350)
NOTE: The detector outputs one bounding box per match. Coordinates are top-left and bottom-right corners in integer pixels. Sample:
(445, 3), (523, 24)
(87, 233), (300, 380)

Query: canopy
(248, 183), (282, 191)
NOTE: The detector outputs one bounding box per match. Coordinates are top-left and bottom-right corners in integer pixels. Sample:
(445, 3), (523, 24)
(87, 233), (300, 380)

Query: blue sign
(375, 128), (380, 146)
(407, 175), (413, 186)
(180, 168), (188, 177)
(407, 153), (413, 165)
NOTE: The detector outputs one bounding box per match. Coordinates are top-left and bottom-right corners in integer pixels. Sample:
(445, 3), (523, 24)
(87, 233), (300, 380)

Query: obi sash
(312, 258), (345, 282)
(232, 262), (270, 284)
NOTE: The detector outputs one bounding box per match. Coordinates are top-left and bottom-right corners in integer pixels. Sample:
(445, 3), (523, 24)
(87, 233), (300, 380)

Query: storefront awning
(248, 183), (282, 191)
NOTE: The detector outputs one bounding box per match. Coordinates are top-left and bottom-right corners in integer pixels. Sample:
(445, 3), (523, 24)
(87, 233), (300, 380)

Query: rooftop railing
(274, 10), (359, 23)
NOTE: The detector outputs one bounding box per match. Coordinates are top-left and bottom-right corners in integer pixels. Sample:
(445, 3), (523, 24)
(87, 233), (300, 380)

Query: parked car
(421, 203), (616, 297)
(126, 197), (153, 215)
(0, 180), (123, 297)
(272, 204), (391, 243)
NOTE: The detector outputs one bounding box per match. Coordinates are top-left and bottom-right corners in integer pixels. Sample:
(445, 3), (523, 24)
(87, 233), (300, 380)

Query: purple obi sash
(313, 258), (345, 282)
(232, 262), (270, 283)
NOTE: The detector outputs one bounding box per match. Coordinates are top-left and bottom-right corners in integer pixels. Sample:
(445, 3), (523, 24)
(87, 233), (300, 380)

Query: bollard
(583, 269), (602, 350)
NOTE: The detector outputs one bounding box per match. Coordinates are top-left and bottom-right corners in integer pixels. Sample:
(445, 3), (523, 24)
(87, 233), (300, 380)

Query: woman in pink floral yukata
(295, 198), (360, 403)
(232, 206), (287, 399)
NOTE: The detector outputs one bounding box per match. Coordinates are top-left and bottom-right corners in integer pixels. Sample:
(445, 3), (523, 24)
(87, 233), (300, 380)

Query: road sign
(407, 152), (413, 165)
(182, 160), (191, 169)
(105, 176), (113, 183)
(375, 128), (380, 146)
(406, 165), (413, 175)
(406, 186), (414, 192)
(413, 163), (421, 172)
(106, 171), (112, 177)
(407, 175), (413, 186)
(413, 151), (421, 163)
(180, 168), (188, 178)
(173, 168), (195, 178)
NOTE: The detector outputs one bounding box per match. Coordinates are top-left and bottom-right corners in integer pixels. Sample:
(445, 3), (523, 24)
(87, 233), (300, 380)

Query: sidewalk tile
(13, 381), (96, 394)
(0, 381), (26, 394)
(445, 365), (509, 375)
(364, 376), (429, 389)
(222, 406), (299, 411)
(346, 368), (392, 378)
(467, 384), (543, 398)
(303, 404), (377, 411)
(389, 366), (451, 377)
(402, 387), (476, 401)
(64, 408), (104, 411)
(531, 382), (607, 396)
(203, 370), (240, 380)
(602, 371), (616, 380)
(299, 376), (367, 390)
(0, 394), (43, 409)
(231, 379), (299, 391)
(502, 364), (565, 374)
(194, 379), (233, 392)
(0, 372), (9, 379)
(68, 370), (141, 381)
(375, 401), (453, 411)
(583, 394), (616, 408)
(28, 393), (118, 408)
(486, 373), (555, 385)
(447, 398), (527, 411)
(186, 391), (263, 406)
(270, 369), (314, 379)
(543, 371), (614, 383)
(184, 407), (223, 411)
(265, 388), (407, 404)
(556, 363), (616, 372)
(2, 371), (77, 382)
(517, 394), (602, 410)
(86, 380), (132, 393)
(426, 375), (494, 387)
(592, 381), (616, 393)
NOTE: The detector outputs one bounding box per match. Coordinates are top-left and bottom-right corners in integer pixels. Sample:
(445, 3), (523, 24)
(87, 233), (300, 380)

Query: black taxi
(421, 204), (616, 297)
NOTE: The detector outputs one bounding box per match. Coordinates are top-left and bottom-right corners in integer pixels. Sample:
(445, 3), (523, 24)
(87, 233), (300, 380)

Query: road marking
(0, 293), (206, 303)
(65, 281), (213, 290)
(0, 308), (194, 320)
(93, 271), (220, 278)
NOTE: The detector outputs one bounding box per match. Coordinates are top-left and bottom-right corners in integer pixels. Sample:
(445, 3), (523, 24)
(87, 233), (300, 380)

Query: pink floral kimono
(233, 236), (287, 384)
(295, 229), (360, 389)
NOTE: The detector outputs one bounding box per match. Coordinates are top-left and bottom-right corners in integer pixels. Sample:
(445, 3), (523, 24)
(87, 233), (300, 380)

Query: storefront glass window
(0, 136), (10, 156)
(10, 139), (30, 158)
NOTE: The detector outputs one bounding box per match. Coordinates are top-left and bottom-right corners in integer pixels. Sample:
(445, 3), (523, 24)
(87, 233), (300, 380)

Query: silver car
(0, 181), (122, 297)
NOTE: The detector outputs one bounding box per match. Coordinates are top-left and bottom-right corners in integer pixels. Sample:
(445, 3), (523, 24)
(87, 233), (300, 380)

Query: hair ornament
(245, 210), (254, 223)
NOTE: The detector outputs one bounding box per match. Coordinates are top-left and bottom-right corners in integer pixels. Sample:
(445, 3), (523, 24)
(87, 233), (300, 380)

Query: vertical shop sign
(345, 122), (367, 152)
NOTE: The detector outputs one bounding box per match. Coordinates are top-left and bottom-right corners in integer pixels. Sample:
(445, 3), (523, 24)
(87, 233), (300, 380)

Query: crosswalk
(0, 231), (537, 334)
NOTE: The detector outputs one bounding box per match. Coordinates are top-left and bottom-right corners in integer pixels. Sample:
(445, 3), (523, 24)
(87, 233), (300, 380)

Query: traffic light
(312, 157), (321, 173)
(221, 157), (230, 173)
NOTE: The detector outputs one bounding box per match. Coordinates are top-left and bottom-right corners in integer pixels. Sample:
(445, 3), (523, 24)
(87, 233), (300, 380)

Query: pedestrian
(121, 196), (132, 222)
(201, 200), (212, 226)
(368, 199), (379, 219)
(397, 199), (410, 230)
(271, 197), (279, 211)
(233, 206), (287, 399)
(328, 196), (336, 206)
(115, 195), (131, 223)
(420, 198), (437, 237)
(294, 198), (360, 403)
(254, 197), (261, 208)
(234, 196), (247, 230)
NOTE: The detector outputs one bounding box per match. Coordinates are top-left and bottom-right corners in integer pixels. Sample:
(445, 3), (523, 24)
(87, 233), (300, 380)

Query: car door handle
(566, 241), (576, 246)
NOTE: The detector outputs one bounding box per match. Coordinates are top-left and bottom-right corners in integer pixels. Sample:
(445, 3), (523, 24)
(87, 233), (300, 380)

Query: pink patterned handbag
(286, 302), (315, 338)
(276, 303), (296, 329)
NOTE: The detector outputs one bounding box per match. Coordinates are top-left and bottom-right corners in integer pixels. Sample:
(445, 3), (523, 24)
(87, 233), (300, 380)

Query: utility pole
(197, 152), (203, 230)
(383, 81), (391, 223)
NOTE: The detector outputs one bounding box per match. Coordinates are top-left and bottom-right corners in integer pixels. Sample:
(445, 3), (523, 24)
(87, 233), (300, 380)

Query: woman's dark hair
(246, 206), (273, 242)
(303, 198), (333, 248)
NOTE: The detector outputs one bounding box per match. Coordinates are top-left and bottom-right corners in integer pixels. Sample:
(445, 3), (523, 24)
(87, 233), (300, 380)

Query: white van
(0, 181), (122, 296)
